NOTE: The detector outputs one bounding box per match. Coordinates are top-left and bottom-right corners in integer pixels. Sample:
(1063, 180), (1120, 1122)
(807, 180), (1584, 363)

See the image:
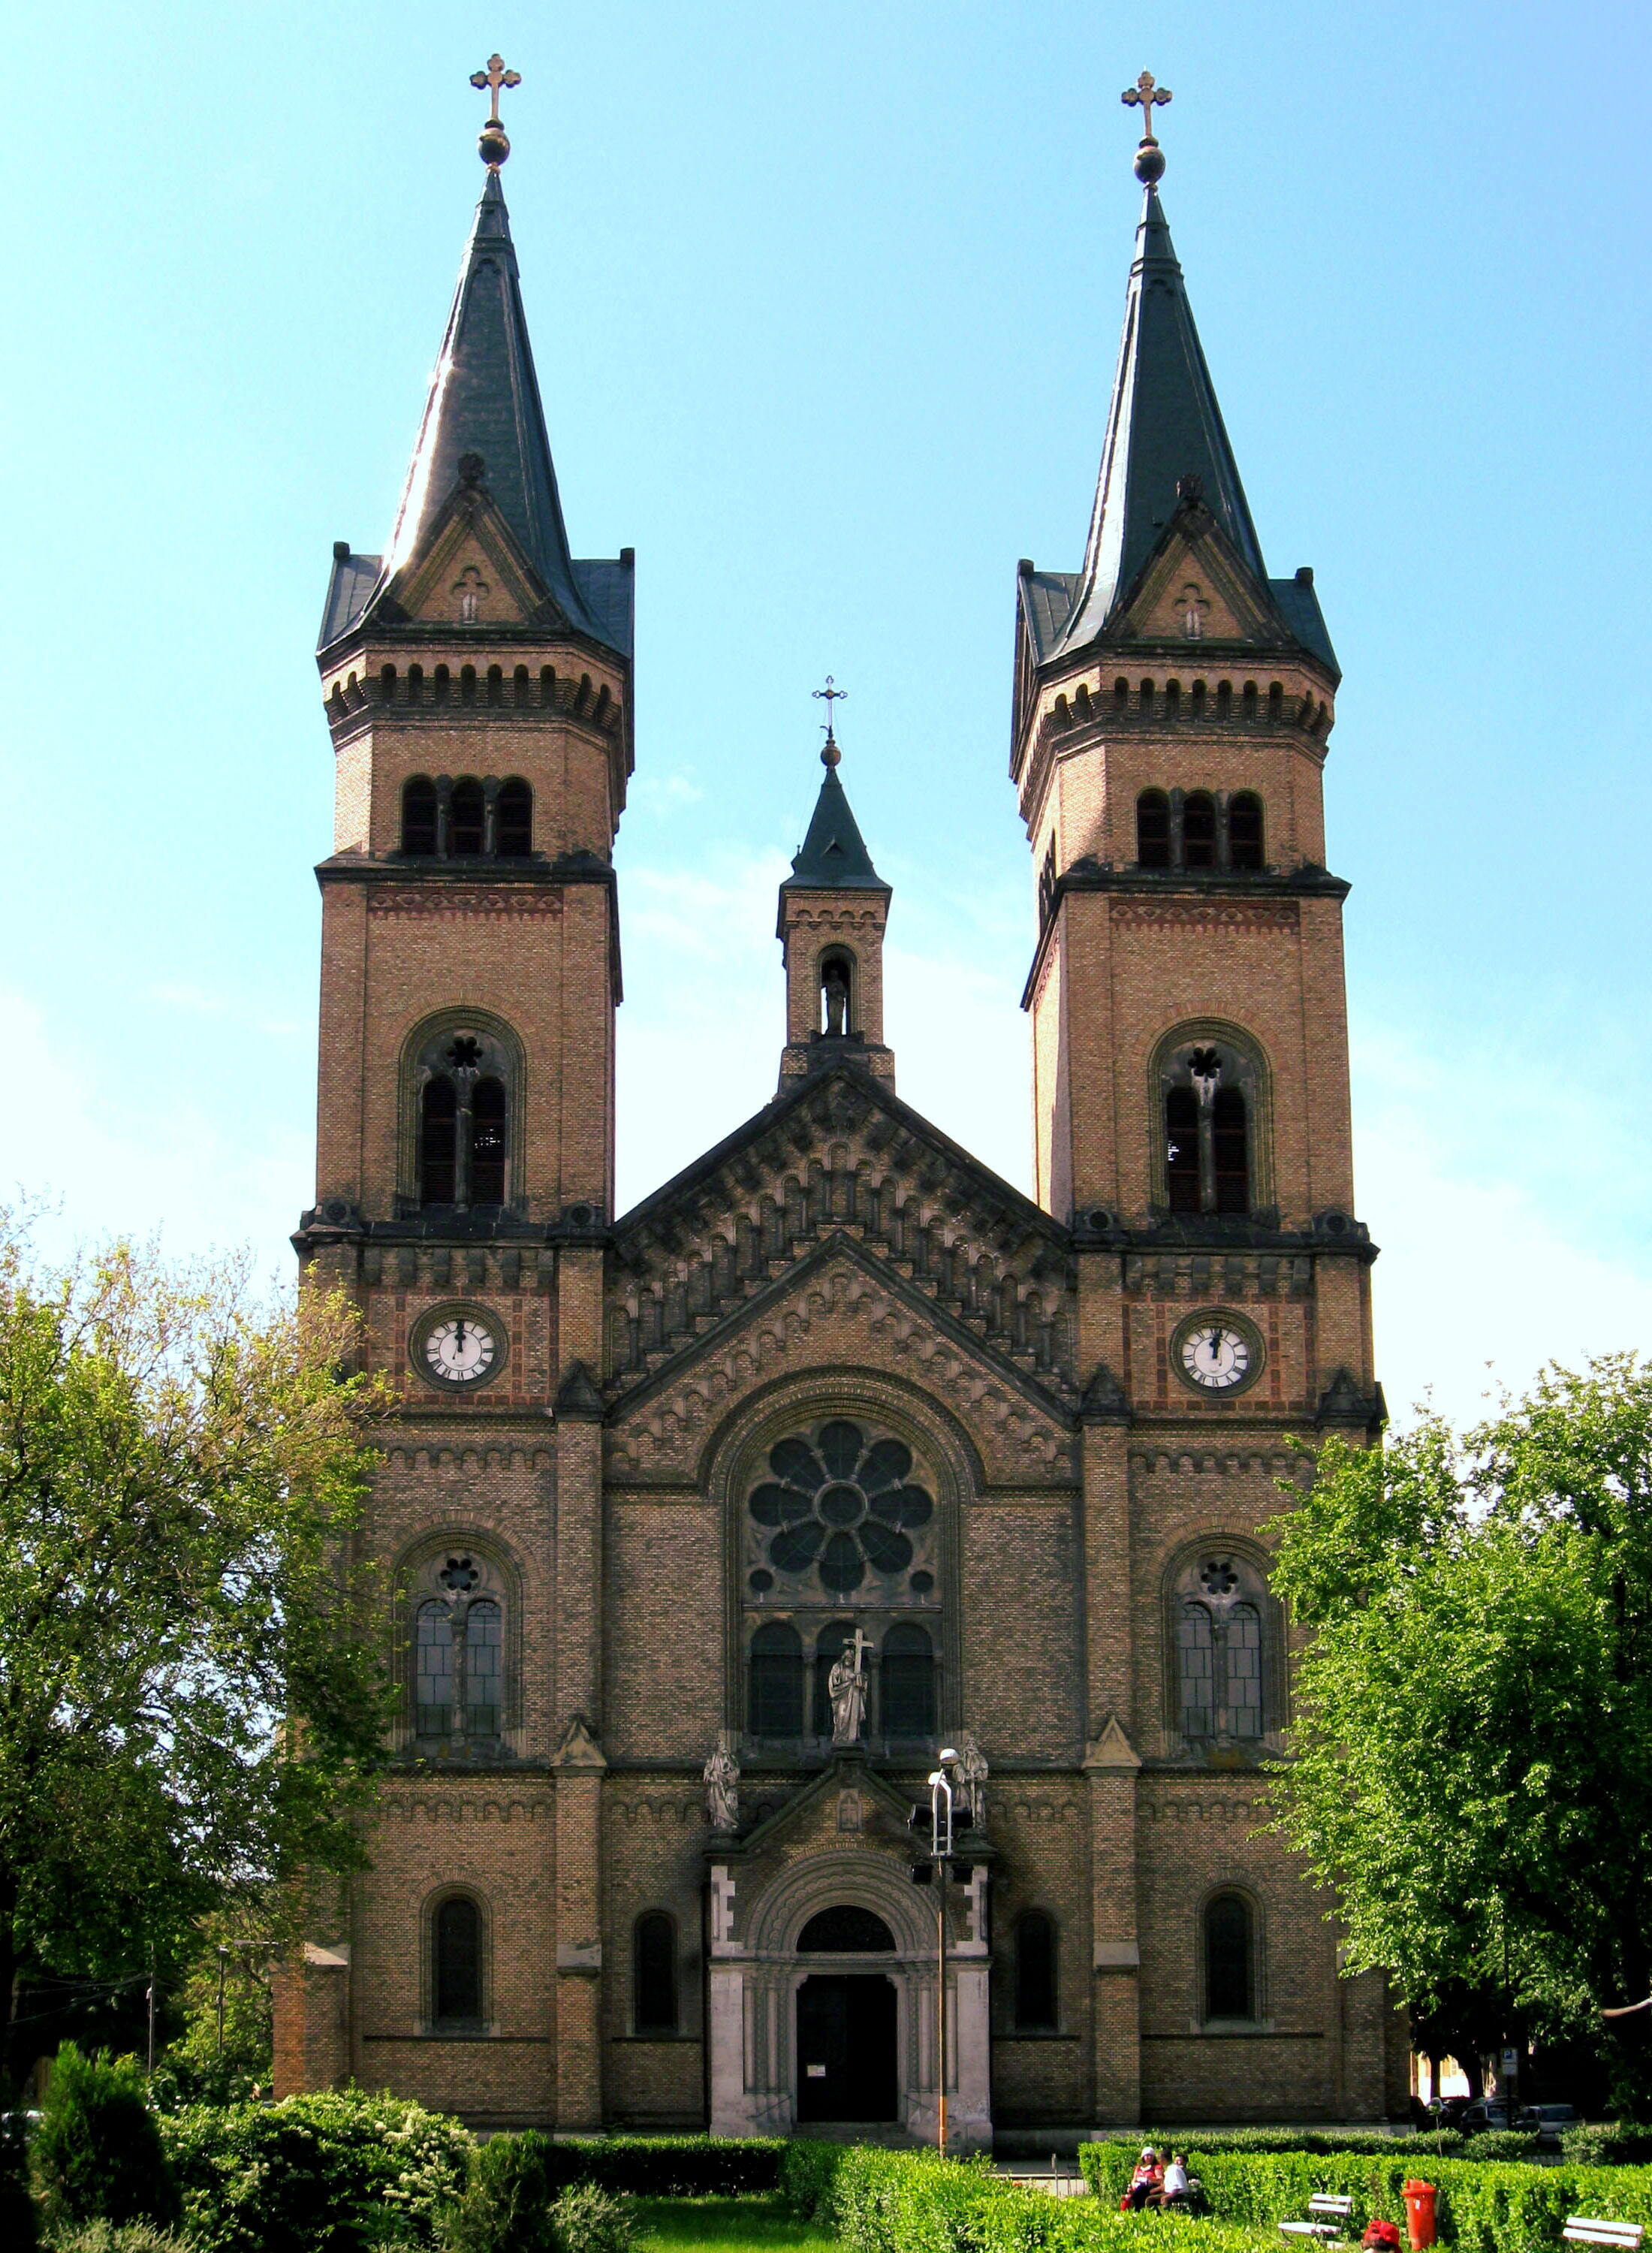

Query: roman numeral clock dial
(412, 1306), (505, 1390)
(1172, 1312), (1262, 1395)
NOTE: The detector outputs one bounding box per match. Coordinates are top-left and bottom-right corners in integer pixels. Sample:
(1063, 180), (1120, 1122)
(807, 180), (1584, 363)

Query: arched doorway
(795, 1905), (898, 2123)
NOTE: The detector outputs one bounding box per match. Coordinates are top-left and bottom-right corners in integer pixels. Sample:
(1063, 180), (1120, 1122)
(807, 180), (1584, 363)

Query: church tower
(284, 72), (632, 2126)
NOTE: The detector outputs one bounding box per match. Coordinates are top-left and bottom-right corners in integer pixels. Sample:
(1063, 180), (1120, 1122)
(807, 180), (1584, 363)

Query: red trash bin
(1403, 2181), (1437, 2251)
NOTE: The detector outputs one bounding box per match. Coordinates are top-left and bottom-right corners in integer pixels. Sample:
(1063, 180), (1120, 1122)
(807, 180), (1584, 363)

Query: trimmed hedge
(161, 2089), (474, 2253)
(1563, 2128), (1652, 2170)
(1084, 2132), (1470, 2161)
(539, 2137), (784, 2196)
(1080, 2144), (1652, 2253)
(784, 2143), (1273, 2253)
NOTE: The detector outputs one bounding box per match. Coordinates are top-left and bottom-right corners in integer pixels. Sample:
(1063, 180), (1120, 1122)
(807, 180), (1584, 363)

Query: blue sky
(0, 0), (1647, 1425)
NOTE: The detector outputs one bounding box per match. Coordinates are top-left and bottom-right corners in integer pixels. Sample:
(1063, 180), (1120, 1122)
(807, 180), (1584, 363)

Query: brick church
(275, 69), (1409, 2137)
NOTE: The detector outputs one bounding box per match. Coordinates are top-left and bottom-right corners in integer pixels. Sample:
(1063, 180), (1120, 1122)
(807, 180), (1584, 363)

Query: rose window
(749, 1419), (933, 1595)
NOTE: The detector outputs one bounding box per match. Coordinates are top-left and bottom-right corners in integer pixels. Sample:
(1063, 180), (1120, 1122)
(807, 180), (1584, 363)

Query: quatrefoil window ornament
(447, 1036), (484, 1072)
(439, 1555), (480, 1594)
(749, 1420), (933, 1594)
(1199, 1557), (1239, 1597)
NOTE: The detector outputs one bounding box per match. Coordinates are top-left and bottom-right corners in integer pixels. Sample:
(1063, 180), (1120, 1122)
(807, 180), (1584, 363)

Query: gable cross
(1121, 70), (1172, 142)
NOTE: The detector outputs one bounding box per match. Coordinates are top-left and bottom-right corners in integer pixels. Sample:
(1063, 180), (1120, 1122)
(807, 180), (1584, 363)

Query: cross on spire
(470, 53), (522, 167)
(812, 675), (847, 767)
(1121, 70), (1172, 184)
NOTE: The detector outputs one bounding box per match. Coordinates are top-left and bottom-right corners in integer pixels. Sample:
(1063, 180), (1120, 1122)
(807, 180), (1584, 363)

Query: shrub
(438, 2133), (554, 2253)
(47, 2228), (200, 2253)
(781, 2141), (847, 2227)
(1083, 2131), (1465, 2161)
(821, 2147), (1262, 2253)
(539, 2139), (782, 2197)
(160, 2089), (472, 2253)
(548, 2183), (635, 2253)
(1563, 2126), (1652, 2169)
(1464, 2133), (1540, 2164)
(31, 2046), (181, 2234)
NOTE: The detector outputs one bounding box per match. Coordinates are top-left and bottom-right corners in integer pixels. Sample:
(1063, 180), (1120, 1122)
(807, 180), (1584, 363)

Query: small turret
(776, 696), (894, 1089)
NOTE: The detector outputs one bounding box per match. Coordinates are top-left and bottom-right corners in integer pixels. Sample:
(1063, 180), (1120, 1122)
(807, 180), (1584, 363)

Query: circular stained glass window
(748, 1419), (933, 1594)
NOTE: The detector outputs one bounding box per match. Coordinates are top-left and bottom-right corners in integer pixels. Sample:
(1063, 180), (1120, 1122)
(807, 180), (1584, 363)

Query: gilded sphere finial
(1133, 139), (1166, 185)
(478, 121), (511, 168)
(469, 54), (521, 169)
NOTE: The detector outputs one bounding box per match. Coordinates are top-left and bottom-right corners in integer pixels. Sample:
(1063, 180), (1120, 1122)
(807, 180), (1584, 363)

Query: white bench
(1563, 2224), (1644, 2252)
(1280, 2195), (1356, 2242)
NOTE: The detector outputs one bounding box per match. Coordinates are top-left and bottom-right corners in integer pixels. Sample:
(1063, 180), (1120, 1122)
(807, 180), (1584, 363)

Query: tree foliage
(0, 1221), (392, 2080)
(1266, 1355), (1652, 2092)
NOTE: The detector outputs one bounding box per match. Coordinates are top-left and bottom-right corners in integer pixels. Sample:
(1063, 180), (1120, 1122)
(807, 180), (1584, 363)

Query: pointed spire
(1057, 184), (1268, 653)
(782, 749), (889, 894)
(382, 170), (599, 637)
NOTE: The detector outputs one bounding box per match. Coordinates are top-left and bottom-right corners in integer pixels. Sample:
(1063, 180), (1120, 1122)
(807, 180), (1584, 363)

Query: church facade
(274, 91), (1408, 2137)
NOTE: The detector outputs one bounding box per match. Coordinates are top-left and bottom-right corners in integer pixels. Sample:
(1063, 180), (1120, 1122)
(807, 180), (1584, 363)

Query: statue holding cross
(828, 1628), (872, 1745)
(470, 53), (522, 169)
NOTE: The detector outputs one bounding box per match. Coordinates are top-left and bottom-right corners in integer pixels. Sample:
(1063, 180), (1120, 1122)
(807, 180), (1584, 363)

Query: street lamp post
(926, 1750), (960, 2155)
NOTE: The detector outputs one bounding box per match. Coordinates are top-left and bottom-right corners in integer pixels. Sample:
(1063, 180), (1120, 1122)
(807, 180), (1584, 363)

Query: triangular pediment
(1107, 503), (1285, 653)
(379, 480), (558, 630)
(725, 1753), (921, 1861)
(607, 1066), (1076, 1426)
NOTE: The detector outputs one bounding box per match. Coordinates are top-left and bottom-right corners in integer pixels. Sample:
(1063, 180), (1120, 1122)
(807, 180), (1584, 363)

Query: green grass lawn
(634, 2194), (837, 2253)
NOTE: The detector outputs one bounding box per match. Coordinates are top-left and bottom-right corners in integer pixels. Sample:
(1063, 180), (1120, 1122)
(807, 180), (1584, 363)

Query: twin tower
(283, 85), (1391, 2138)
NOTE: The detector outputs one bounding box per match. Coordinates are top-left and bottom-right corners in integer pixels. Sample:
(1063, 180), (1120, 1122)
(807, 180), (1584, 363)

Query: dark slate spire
(1057, 185), (1267, 653)
(782, 736), (890, 894)
(384, 170), (598, 636)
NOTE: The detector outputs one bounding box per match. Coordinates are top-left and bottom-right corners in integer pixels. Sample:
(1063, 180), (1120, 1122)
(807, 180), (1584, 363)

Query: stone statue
(828, 1629), (871, 1744)
(951, 1732), (989, 1831)
(703, 1730), (740, 1832)
(822, 958), (851, 1037)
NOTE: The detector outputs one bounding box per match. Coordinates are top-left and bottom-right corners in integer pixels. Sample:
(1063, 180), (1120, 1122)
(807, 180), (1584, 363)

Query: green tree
(1266, 1355), (1652, 2104)
(30, 2041), (180, 2230)
(0, 1222), (392, 2086)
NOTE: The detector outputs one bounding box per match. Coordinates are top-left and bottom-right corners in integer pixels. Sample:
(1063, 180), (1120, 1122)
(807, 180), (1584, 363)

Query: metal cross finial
(1121, 70), (1171, 138)
(470, 53), (522, 167)
(812, 675), (847, 767)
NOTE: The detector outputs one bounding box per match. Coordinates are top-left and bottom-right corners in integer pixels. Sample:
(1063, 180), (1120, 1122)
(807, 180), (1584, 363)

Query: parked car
(1522, 2103), (1582, 2148)
(1461, 2098), (1522, 2133)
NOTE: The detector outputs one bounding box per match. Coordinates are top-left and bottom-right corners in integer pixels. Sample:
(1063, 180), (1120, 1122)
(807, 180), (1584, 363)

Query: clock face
(1179, 1321), (1253, 1392)
(421, 1311), (499, 1388)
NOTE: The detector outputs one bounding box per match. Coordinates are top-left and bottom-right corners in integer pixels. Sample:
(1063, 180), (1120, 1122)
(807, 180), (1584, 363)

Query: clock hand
(455, 1317), (467, 1353)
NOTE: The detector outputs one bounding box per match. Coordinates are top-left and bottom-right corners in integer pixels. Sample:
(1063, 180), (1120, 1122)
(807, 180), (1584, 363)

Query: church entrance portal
(795, 1975), (898, 2122)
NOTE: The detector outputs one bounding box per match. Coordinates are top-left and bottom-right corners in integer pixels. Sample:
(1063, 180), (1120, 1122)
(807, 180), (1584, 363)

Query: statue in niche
(821, 958), (852, 1036)
(703, 1730), (740, 1832)
(828, 1629), (871, 1744)
(951, 1733), (989, 1831)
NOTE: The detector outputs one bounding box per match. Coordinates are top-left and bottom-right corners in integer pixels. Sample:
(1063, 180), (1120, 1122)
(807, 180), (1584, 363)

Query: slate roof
(1057, 187), (1266, 654)
(780, 766), (890, 894)
(318, 172), (629, 659)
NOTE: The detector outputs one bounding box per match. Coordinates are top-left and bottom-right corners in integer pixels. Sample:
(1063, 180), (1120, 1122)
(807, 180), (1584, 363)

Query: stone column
(551, 1717), (605, 2130)
(1085, 1720), (1143, 2124)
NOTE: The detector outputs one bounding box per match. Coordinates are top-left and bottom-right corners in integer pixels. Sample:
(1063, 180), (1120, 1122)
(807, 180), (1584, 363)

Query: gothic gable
(378, 477), (560, 630)
(607, 1066), (1077, 1429)
(1108, 503), (1284, 652)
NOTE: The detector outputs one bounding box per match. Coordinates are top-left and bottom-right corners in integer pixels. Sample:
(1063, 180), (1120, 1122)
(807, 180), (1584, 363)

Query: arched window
(1212, 1087), (1249, 1214)
(749, 1621), (804, 1738)
(1171, 1552), (1273, 1743)
(1228, 792), (1264, 870)
(466, 1599), (502, 1738)
(1183, 792), (1217, 870)
(470, 1078), (508, 1205)
(1014, 1911), (1058, 2031)
(798, 1905), (894, 1952)
(1165, 1087), (1201, 1214)
(415, 1602), (454, 1737)
(812, 1621), (856, 1737)
(496, 777), (532, 857)
(1204, 1892), (1254, 2020)
(407, 1551), (514, 1751)
(451, 777), (486, 855)
(881, 1622), (936, 1739)
(433, 1896), (482, 2028)
(1154, 1033), (1265, 1217)
(1137, 790), (1171, 870)
(402, 777), (439, 855)
(634, 1911), (678, 2033)
(1177, 1602), (1214, 1737)
(409, 1022), (518, 1212)
(420, 1079), (458, 1205)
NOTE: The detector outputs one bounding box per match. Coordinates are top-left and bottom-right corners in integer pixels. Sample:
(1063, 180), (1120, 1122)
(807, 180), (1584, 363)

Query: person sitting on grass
(1362, 2221), (1403, 2251)
(1126, 2149), (1163, 2210)
(1159, 2154), (1191, 2209)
